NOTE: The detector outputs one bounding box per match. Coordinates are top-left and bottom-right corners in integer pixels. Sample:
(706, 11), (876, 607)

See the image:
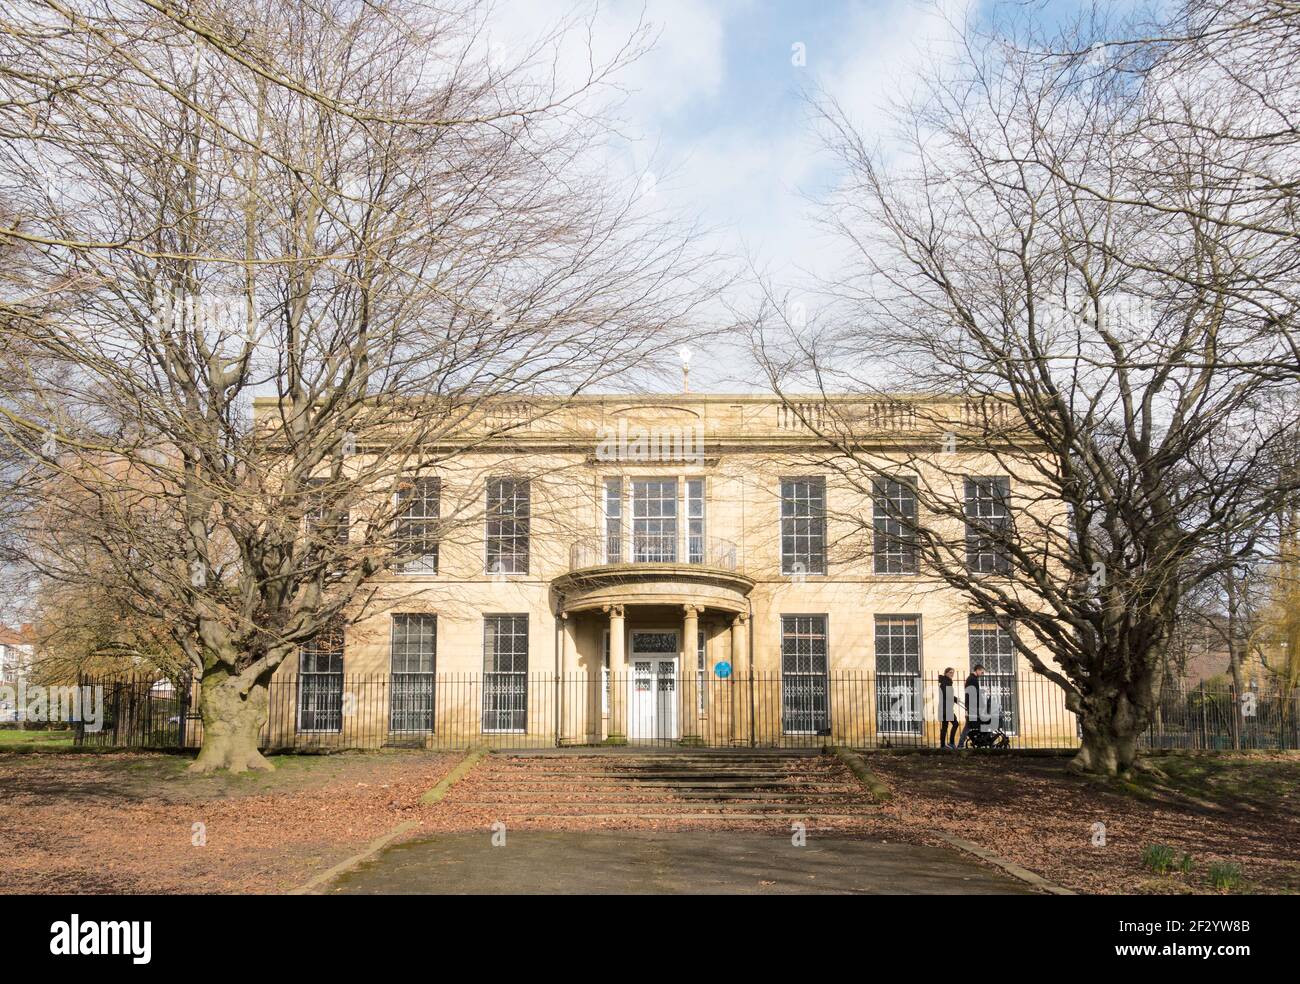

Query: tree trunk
(1071, 686), (1149, 776)
(1226, 578), (1244, 750)
(1073, 722), (1141, 775)
(189, 667), (273, 773)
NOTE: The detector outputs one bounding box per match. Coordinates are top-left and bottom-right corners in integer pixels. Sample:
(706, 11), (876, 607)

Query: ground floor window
(483, 614), (528, 733)
(697, 629), (707, 715)
(875, 615), (921, 735)
(602, 629), (611, 716)
(968, 617), (1019, 733)
(781, 615), (829, 734)
(390, 614), (436, 732)
(298, 622), (344, 733)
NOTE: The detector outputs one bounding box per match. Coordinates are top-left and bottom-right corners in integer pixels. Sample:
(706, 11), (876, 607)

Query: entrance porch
(553, 553), (755, 746)
(557, 603), (752, 746)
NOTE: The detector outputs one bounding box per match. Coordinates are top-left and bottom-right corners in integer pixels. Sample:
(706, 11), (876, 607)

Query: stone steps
(482, 772), (845, 781)
(440, 749), (878, 825)
(480, 813), (876, 822)
(474, 782), (861, 791)
(462, 791), (868, 801)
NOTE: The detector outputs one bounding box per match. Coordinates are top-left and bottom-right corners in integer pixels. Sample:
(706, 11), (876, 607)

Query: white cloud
(477, 0), (980, 391)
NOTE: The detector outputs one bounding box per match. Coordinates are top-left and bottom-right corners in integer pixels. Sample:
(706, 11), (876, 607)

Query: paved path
(329, 830), (1035, 894)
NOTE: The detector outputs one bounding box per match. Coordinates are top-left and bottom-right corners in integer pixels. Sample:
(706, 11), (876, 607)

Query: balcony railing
(569, 532), (739, 572)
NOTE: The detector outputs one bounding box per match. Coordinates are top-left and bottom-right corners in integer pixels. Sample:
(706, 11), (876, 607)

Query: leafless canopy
(0, 0), (719, 769)
(752, 1), (1300, 773)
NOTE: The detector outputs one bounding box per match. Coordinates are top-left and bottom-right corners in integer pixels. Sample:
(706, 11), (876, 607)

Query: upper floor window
(873, 476), (917, 574)
(603, 478), (623, 563)
(964, 476), (1011, 574)
(486, 478), (530, 575)
(305, 477), (349, 546)
(686, 479), (705, 564)
(631, 477), (677, 563)
(605, 476), (709, 565)
(780, 477), (826, 575)
(395, 477), (439, 574)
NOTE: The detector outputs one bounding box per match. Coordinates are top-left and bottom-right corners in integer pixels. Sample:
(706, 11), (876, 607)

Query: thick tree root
(188, 741), (275, 774)
(190, 671), (275, 774)
(1070, 734), (1140, 777)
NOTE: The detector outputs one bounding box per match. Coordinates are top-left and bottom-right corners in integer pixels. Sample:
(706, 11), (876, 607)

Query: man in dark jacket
(957, 664), (985, 748)
(938, 667), (959, 749)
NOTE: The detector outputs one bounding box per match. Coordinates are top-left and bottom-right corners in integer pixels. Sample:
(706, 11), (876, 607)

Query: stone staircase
(443, 749), (879, 824)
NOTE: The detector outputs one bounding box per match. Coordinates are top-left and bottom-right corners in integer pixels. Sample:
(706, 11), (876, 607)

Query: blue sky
(489, 0), (1149, 390)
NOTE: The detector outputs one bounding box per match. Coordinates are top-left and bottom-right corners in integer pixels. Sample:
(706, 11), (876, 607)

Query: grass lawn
(864, 751), (1300, 895)
(0, 750), (461, 894)
(0, 729), (75, 749)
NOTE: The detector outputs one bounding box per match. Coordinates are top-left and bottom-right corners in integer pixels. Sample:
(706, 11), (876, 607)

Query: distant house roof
(0, 624), (34, 647)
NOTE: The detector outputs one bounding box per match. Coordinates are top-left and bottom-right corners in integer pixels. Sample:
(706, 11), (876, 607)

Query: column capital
(683, 604), (702, 617)
(733, 611), (749, 626)
(602, 604), (625, 619)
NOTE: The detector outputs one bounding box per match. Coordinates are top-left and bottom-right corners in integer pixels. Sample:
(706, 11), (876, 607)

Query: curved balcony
(569, 533), (738, 572)
(556, 532), (753, 614)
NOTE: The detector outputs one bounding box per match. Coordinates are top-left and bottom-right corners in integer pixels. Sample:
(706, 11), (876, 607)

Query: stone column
(680, 604), (701, 744)
(730, 611), (750, 746)
(605, 605), (627, 744)
(560, 611), (578, 745)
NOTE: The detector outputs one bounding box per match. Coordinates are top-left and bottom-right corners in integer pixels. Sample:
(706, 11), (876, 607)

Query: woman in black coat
(938, 667), (959, 749)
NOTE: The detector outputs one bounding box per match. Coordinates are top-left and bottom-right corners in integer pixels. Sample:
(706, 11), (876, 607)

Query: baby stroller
(958, 699), (1011, 748)
(965, 725), (1011, 749)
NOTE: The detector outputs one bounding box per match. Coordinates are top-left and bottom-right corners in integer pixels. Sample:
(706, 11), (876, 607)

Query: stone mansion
(266, 394), (1072, 749)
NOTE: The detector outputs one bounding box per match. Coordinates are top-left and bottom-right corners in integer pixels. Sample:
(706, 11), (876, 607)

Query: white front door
(628, 630), (678, 741)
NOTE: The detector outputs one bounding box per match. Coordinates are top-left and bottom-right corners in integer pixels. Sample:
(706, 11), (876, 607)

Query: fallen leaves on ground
(861, 754), (1300, 895)
(4, 750), (1296, 895)
(0, 751), (459, 894)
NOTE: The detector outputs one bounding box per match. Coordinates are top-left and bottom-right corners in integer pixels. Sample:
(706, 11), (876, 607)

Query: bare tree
(749, 5), (1300, 774)
(0, 0), (717, 770)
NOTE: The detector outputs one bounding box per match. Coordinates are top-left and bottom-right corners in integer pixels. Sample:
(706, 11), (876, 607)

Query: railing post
(177, 676), (188, 749)
(74, 673), (85, 746)
(1199, 681), (1208, 750)
(553, 671), (561, 748)
(1293, 687), (1300, 751)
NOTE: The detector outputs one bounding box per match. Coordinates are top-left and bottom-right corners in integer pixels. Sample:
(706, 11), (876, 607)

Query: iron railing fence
(74, 673), (1300, 754)
(72, 677), (191, 749)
